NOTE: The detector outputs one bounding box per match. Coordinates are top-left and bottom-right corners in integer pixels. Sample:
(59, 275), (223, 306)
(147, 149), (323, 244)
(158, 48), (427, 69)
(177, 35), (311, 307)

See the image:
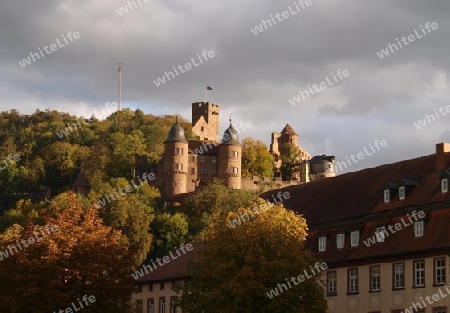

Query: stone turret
(218, 120), (242, 189)
(309, 155), (336, 180)
(163, 118), (189, 198)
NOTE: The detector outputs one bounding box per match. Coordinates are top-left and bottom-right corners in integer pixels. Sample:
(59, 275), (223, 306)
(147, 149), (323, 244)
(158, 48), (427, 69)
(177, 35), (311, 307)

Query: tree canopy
(0, 193), (135, 312)
(176, 199), (327, 313)
(241, 137), (274, 178)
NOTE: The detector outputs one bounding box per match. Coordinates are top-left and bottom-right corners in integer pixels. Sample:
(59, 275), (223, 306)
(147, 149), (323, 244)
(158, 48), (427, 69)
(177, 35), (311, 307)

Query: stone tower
(163, 118), (189, 198)
(191, 102), (220, 140)
(309, 155), (336, 180)
(278, 123), (299, 147)
(218, 120), (242, 189)
(269, 124), (310, 179)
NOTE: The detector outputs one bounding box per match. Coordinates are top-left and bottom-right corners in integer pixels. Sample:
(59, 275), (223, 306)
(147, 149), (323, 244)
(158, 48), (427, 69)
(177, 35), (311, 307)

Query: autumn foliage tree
(176, 199), (327, 313)
(241, 137), (274, 178)
(0, 193), (135, 313)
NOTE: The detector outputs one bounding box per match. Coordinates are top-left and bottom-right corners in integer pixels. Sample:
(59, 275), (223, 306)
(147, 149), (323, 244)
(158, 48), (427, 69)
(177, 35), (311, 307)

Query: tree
(181, 180), (258, 238)
(89, 179), (155, 268)
(150, 212), (189, 258)
(109, 130), (147, 178)
(176, 199), (327, 313)
(241, 137), (274, 178)
(0, 193), (135, 312)
(280, 143), (302, 181)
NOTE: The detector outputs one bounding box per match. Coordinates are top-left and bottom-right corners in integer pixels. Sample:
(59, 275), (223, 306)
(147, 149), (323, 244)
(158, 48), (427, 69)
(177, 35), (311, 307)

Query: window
(232, 151), (239, 158)
(201, 126), (204, 131)
(147, 298), (155, 313)
(399, 186), (405, 200)
(190, 168), (195, 175)
(433, 308), (447, 313)
(350, 231), (359, 247)
(327, 271), (337, 296)
(174, 164), (183, 171)
(370, 265), (381, 292)
(149, 284), (153, 292)
(201, 156), (205, 163)
(189, 155), (195, 162)
(435, 258), (446, 285)
(318, 236), (326, 252)
(336, 233), (345, 249)
(413, 260), (425, 288)
(414, 220), (424, 237)
(231, 167), (238, 174)
(212, 167), (216, 175)
(348, 268), (358, 294)
(393, 263), (405, 289)
(212, 157), (217, 164)
(174, 148), (183, 155)
(442, 178), (449, 193)
(136, 300), (143, 313)
(376, 226), (386, 243)
(170, 297), (178, 313)
(159, 297), (166, 313)
(384, 189), (390, 203)
(160, 283), (164, 290)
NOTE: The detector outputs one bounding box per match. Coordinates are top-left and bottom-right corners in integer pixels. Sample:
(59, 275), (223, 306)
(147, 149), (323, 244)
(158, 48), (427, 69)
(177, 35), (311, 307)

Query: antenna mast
(118, 62), (123, 111)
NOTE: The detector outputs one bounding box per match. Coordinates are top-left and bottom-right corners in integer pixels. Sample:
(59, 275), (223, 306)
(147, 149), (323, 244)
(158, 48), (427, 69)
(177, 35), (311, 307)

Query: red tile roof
(135, 242), (203, 283)
(262, 152), (450, 266)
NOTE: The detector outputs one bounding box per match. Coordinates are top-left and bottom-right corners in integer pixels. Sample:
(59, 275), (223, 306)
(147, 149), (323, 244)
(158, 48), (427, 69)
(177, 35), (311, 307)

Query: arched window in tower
(201, 126), (204, 132)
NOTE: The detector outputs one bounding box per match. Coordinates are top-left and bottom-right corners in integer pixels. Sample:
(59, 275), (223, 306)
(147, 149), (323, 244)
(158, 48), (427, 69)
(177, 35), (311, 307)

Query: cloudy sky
(1, 0), (449, 173)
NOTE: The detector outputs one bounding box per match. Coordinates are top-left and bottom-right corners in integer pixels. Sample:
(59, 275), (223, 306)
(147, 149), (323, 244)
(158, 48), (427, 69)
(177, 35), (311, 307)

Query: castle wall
(186, 153), (219, 192)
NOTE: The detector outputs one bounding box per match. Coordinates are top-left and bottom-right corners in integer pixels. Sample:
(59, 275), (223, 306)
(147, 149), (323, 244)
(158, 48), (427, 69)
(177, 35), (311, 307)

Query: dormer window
(336, 233), (345, 249)
(398, 186), (406, 200)
(414, 220), (424, 237)
(318, 236), (326, 252)
(442, 178), (449, 193)
(383, 189), (390, 203)
(376, 227), (386, 242)
(350, 231), (359, 247)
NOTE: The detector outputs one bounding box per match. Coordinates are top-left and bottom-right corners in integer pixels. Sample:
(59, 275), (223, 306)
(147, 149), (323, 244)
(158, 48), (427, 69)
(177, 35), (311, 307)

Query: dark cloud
(1, 0), (449, 173)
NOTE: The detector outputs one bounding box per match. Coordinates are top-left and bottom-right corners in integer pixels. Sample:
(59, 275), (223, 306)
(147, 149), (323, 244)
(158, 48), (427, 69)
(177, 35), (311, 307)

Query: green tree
(109, 130), (147, 178)
(241, 137), (274, 178)
(176, 199), (327, 313)
(280, 143), (302, 181)
(90, 179), (154, 268)
(181, 180), (258, 238)
(150, 212), (189, 257)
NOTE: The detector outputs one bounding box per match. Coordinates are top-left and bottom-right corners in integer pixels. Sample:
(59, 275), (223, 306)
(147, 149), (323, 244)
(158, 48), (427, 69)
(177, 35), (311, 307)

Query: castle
(269, 124), (337, 182)
(135, 101), (336, 199)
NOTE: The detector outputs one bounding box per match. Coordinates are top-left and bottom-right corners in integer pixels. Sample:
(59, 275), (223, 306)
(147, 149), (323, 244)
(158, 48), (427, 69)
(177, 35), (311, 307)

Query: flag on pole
(205, 85), (214, 102)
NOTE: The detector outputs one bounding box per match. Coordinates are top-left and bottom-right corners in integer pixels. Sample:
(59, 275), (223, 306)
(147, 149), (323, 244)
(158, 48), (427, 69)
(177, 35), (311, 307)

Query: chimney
(436, 143), (450, 171)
